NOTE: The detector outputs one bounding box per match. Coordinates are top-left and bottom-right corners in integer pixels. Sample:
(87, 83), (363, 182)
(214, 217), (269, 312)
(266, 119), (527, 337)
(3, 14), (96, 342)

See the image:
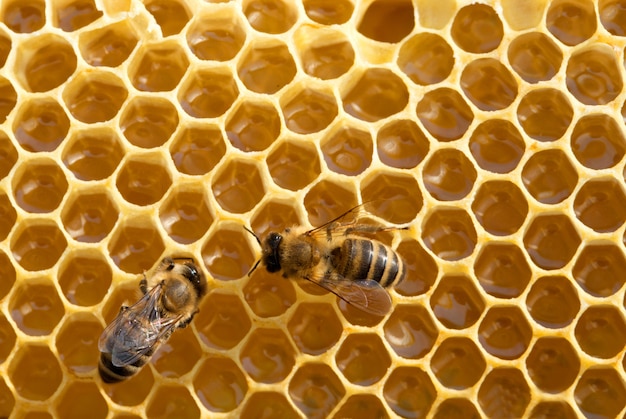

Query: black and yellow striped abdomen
(333, 238), (405, 287)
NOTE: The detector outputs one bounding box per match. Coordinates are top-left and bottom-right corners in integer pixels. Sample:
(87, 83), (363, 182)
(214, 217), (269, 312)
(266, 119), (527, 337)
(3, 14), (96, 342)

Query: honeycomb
(1, 0), (626, 417)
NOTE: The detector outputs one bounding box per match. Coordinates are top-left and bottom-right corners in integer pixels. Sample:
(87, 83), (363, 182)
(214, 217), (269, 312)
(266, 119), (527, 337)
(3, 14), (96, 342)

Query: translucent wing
(310, 274), (392, 316)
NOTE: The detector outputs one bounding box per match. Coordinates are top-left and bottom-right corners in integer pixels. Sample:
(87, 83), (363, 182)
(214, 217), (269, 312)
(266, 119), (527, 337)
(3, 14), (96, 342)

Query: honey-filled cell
(546, 0), (597, 46)
(195, 291), (252, 350)
(101, 366), (155, 407)
(201, 227), (255, 281)
(159, 185), (214, 244)
(522, 149), (578, 205)
(0, 76), (16, 123)
(267, 139), (321, 191)
(151, 326), (202, 378)
(334, 394), (389, 419)
(211, 159), (265, 214)
(0, 30), (11, 68)
(0, 251), (15, 300)
(9, 280), (65, 336)
(241, 392), (300, 419)
(477, 368), (530, 418)
(0, 312), (16, 364)
(0, 191), (17, 241)
(394, 239), (438, 297)
(78, 20), (139, 67)
(62, 70), (128, 123)
(529, 401), (578, 419)
(383, 366), (436, 419)
(12, 96), (70, 153)
(571, 114), (626, 170)
(169, 125), (226, 176)
(61, 188), (119, 243)
(129, 42), (189, 92)
(10, 220), (67, 271)
(566, 44), (623, 106)
(574, 368), (626, 419)
(116, 154), (172, 206)
(303, 0), (354, 25)
(226, 99), (281, 151)
(478, 305), (532, 360)
(239, 327), (296, 383)
(281, 86), (338, 134)
(119, 96), (179, 148)
(575, 305), (626, 359)
(433, 398), (481, 419)
(321, 126), (373, 176)
(361, 171), (422, 224)
(244, 269), (297, 318)
(2, 0), (45, 33)
(523, 214), (581, 270)
(474, 242), (532, 298)
(423, 148), (477, 201)
(421, 208), (477, 261)
(342, 68), (408, 122)
(526, 276), (580, 329)
(377, 119), (429, 169)
(357, 0), (414, 43)
(0, 376), (13, 418)
(178, 68), (239, 118)
(430, 337), (486, 389)
(0, 131), (18, 179)
(54, 312), (102, 375)
(517, 88), (573, 142)
(186, 10), (246, 61)
(143, 0), (190, 37)
(507, 32), (563, 83)
(573, 243), (626, 297)
(297, 29), (355, 80)
(600, 0), (626, 35)
(384, 304), (438, 359)
(53, 0), (102, 32)
(145, 384), (200, 419)
(249, 199), (302, 239)
(287, 302), (343, 355)
(398, 33), (454, 86)
(469, 119), (525, 174)
(335, 333), (391, 385)
(62, 128), (125, 181)
(193, 356), (248, 413)
(574, 178), (626, 233)
(526, 337), (580, 393)
(430, 275), (485, 330)
(471, 180), (528, 236)
(237, 40), (297, 94)
(58, 250), (112, 306)
(289, 363), (345, 418)
(416, 87), (473, 142)
(450, 3), (503, 53)
(107, 218), (165, 274)
(55, 381), (108, 419)
(243, 0), (297, 34)
(8, 344), (63, 401)
(460, 58), (518, 111)
(303, 178), (358, 227)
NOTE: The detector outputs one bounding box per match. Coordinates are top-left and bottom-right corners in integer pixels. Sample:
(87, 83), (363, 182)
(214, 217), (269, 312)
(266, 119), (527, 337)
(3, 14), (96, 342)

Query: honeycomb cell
(0, 131), (17, 179)
(430, 275), (485, 330)
(116, 154), (172, 206)
(53, 0), (102, 31)
(146, 384), (200, 419)
(357, 0), (414, 43)
(507, 32), (563, 83)
(416, 88), (473, 142)
(267, 139), (320, 191)
(151, 326), (202, 378)
(238, 40), (297, 94)
(101, 358), (155, 406)
(474, 242), (532, 300)
(119, 96), (179, 148)
(517, 88), (573, 142)
(574, 368), (626, 418)
(130, 42), (189, 92)
(433, 398), (481, 419)
(421, 208), (477, 261)
(241, 392), (300, 419)
(472, 180), (528, 236)
(0, 76), (16, 123)
(289, 363), (345, 418)
(478, 305), (532, 360)
(107, 218), (165, 274)
(460, 58), (518, 111)
(55, 381), (108, 419)
(2, 0), (45, 33)
(186, 10), (246, 61)
(249, 199), (302, 240)
(571, 114), (626, 170)
(566, 45), (623, 106)
(526, 337), (580, 393)
(303, 0), (353, 24)
(600, 0), (626, 35)
(337, 296), (388, 327)
(10, 280), (65, 336)
(0, 378), (13, 418)
(335, 333), (391, 385)
(202, 227), (255, 281)
(384, 305), (438, 359)
(195, 292), (251, 349)
(334, 395), (388, 419)
(523, 214), (581, 270)
(244, 0), (297, 34)
(61, 188), (118, 243)
(212, 159), (265, 214)
(0, 192), (16, 241)
(342, 68), (408, 122)
(376, 119), (429, 170)
(240, 328), (296, 383)
(0, 30), (11, 68)
(526, 276), (581, 329)
(529, 401), (578, 419)
(477, 368), (531, 418)
(395, 239), (437, 297)
(303, 178), (358, 227)
(573, 243), (626, 297)
(17, 34), (76, 94)
(423, 148), (477, 201)
(547, 0), (597, 46)
(383, 367), (436, 418)
(62, 128), (125, 181)
(144, 0), (189, 37)
(226, 100), (281, 151)
(522, 149), (578, 205)
(244, 269), (297, 318)
(16, 411), (53, 419)
(78, 20), (139, 67)
(11, 221), (67, 271)
(398, 33), (454, 86)
(451, 4), (503, 53)
(0, 312), (16, 363)
(193, 356), (248, 413)
(169, 125), (226, 176)
(430, 337), (486, 389)
(12, 96), (70, 152)
(321, 126), (372, 176)
(0, 251), (15, 299)
(282, 87), (337, 135)
(361, 171), (422, 224)
(469, 119), (525, 174)
(55, 312), (101, 375)
(180, 68), (239, 118)
(288, 302), (343, 355)
(8, 344), (62, 400)
(159, 185), (214, 244)
(575, 305), (626, 359)
(63, 71), (128, 123)
(298, 30), (354, 80)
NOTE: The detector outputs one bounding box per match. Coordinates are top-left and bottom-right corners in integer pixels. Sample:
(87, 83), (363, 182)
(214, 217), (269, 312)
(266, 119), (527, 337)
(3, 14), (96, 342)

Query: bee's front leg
(139, 275), (148, 295)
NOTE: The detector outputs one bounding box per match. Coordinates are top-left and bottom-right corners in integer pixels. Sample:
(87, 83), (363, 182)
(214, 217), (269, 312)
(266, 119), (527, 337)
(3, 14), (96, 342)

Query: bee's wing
(313, 275), (392, 316)
(307, 203), (402, 240)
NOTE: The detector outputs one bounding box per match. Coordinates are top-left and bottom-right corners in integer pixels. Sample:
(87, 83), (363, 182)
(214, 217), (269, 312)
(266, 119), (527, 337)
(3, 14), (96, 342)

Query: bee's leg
(160, 257), (175, 271)
(178, 310), (199, 329)
(119, 305), (129, 314)
(139, 275), (148, 295)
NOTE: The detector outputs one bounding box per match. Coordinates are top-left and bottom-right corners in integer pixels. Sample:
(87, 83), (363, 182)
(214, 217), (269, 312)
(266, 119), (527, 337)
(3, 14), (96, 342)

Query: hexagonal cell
(0, 312), (16, 364)
(53, 0), (102, 31)
(9, 280), (65, 336)
(101, 279), (148, 321)
(226, 99), (281, 151)
(383, 366), (436, 418)
(577, 369), (626, 419)
(469, 119), (525, 174)
(146, 384), (200, 419)
(303, 0), (353, 24)
(547, 0), (597, 46)
(384, 304), (438, 359)
(249, 199), (302, 240)
(357, 0), (414, 43)
(526, 275), (580, 329)
(529, 401), (578, 419)
(159, 185), (213, 245)
(572, 114), (626, 170)
(193, 356), (248, 413)
(55, 312), (101, 375)
(523, 214), (581, 270)
(416, 87), (473, 142)
(471, 180), (528, 236)
(507, 32), (563, 83)
(129, 42), (189, 92)
(244, 269), (297, 318)
(8, 344), (62, 400)
(433, 398), (481, 419)
(477, 368), (531, 418)
(78, 20), (139, 67)
(0, 378), (13, 418)
(0, 29), (11, 68)
(575, 305), (626, 359)
(11, 158), (68, 214)
(288, 302), (342, 355)
(11, 220), (67, 271)
(63, 70), (128, 123)
(361, 171), (422, 224)
(460, 58), (518, 111)
(337, 294), (389, 327)
(119, 96), (178, 148)
(526, 337), (580, 393)
(522, 149), (578, 205)
(303, 178), (358, 227)
(600, 0), (626, 35)
(201, 227), (255, 280)
(421, 208), (477, 261)
(0, 131), (17, 179)
(169, 124), (225, 176)
(342, 68), (408, 122)
(195, 291), (251, 349)
(241, 391), (300, 419)
(243, 0), (297, 34)
(16, 410), (55, 419)
(0, 191), (16, 241)
(107, 218), (165, 274)
(398, 33), (453, 86)
(423, 148), (477, 201)
(430, 274), (485, 330)
(334, 394), (388, 419)
(58, 250), (111, 306)
(267, 139), (321, 191)
(212, 158), (266, 213)
(478, 305), (533, 360)
(517, 88), (573, 142)
(61, 188), (118, 243)
(321, 126), (373, 176)
(394, 239), (437, 297)
(151, 326), (202, 378)
(567, 44), (622, 105)
(335, 333), (391, 385)
(144, 0), (189, 37)
(16, 33), (77, 92)
(186, 9), (246, 61)
(431, 337), (486, 390)
(474, 243), (532, 298)
(116, 154), (172, 206)
(2, 0), (45, 33)
(12, 96), (69, 152)
(296, 27), (354, 80)
(281, 86), (337, 135)
(100, 356), (155, 406)
(573, 243), (626, 297)
(240, 327), (296, 383)
(237, 40), (297, 94)
(289, 363), (345, 418)
(55, 380), (108, 419)
(376, 119), (429, 170)
(450, 4), (503, 53)
(178, 68), (239, 118)
(0, 76), (16, 123)
(0, 251), (15, 300)
(62, 128), (124, 181)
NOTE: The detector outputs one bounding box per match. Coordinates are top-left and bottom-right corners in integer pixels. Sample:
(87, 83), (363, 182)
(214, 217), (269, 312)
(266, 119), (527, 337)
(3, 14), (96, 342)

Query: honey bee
(98, 257), (207, 383)
(246, 205), (407, 316)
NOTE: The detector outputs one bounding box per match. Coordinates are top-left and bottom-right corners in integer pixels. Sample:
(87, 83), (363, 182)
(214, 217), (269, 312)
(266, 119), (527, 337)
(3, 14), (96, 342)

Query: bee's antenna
(243, 226), (261, 246)
(247, 258), (261, 277)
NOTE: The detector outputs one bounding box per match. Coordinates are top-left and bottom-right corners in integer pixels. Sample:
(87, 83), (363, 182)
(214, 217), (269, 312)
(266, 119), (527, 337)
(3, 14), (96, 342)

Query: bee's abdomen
(337, 238), (405, 287)
(98, 349), (152, 383)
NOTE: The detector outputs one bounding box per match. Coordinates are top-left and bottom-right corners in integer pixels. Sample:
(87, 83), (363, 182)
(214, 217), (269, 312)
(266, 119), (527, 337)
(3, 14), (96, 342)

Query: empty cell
(433, 398), (481, 419)
(55, 313), (102, 375)
(529, 401), (578, 419)
(526, 337), (580, 393)
(398, 33), (454, 86)
(303, 0), (353, 24)
(303, 178), (358, 226)
(0, 312), (16, 364)
(58, 250), (111, 306)
(0, 251), (15, 300)
(574, 368), (626, 418)
(474, 243), (532, 298)
(238, 41), (297, 94)
(288, 302), (342, 355)
(8, 344), (62, 401)
(377, 119), (429, 170)
(321, 126), (372, 176)
(547, 0), (597, 46)
(55, 381), (108, 419)
(394, 239), (438, 297)
(507, 32), (563, 83)
(471, 180), (528, 236)
(244, 269), (297, 318)
(146, 384), (200, 419)
(423, 148), (477, 201)
(249, 199), (302, 239)
(53, 0), (102, 31)
(11, 221), (67, 271)
(61, 188), (119, 243)
(335, 395), (388, 419)
(267, 139), (321, 191)
(2, 0), (45, 33)
(240, 328), (296, 383)
(500, 0), (546, 30)
(244, 0), (297, 34)
(361, 171), (422, 224)
(477, 368), (531, 418)
(571, 114), (626, 170)
(573, 243), (626, 297)
(107, 219), (165, 274)
(9, 280), (66, 336)
(566, 45), (623, 105)
(522, 149), (578, 204)
(78, 20), (139, 67)
(12, 97), (70, 152)
(289, 363), (345, 418)
(383, 366), (436, 418)
(336, 333), (391, 385)
(211, 159), (265, 214)
(129, 42), (189, 92)
(201, 228), (255, 281)
(63, 71), (128, 123)
(357, 0), (414, 43)
(430, 337), (486, 389)
(469, 119), (525, 174)
(575, 305), (626, 359)
(478, 306), (532, 360)
(526, 275), (580, 329)
(151, 327), (202, 378)
(120, 96), (179, 148)
(517, 88), (573, 142)
(384, 305), (438, 359)
(460, 58), (518, 111)
(195, 292), (251, 349)
(186, 10), (246, 61)
(451, 4), (503, 53)
(62, 128), (124, 181)
(575, 178), (626, 233)
(193, 356), (248, 412)
(281, 87), (337, 134)
(0, 131), (17, 179)
(227, 100), (281, 151)
(241, 392), (300, 419)
(523, 214), (581, 270)
(297, 28), (354, 80)
(169, 125), (226, 176)
(430, 275), (485, 330)
(116, 155), (172, 206)
(144, 0), (190, 37)
(178, 68), (239, 118)
(342, 68), (408, 122)
(16, 34), (77, 92)
(159, 186), (214, 244)
(0, 30), (11, 68)
(599, 0), (626, 35)
(416, 88), (473, 142)
(0, 191), (16, 241)
(421, 208), (477, 261)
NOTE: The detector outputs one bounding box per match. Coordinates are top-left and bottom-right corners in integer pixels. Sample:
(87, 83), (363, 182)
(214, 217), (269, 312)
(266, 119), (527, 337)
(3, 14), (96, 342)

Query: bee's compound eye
(268, 233), (282, 247)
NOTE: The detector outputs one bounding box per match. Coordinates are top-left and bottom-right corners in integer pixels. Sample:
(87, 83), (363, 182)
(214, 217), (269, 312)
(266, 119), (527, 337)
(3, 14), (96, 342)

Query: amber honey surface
(1, 0), (626, 418)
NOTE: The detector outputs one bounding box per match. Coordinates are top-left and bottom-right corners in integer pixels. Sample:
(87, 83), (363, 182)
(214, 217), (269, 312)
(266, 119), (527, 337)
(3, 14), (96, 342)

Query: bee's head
(180, 261), (208, 299)
(262, 232), (282, 273)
